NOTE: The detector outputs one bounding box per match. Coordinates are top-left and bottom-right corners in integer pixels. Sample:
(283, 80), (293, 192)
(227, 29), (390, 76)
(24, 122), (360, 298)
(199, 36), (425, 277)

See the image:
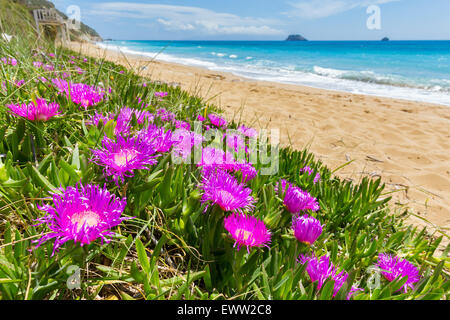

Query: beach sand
(67, 41), (450, 245)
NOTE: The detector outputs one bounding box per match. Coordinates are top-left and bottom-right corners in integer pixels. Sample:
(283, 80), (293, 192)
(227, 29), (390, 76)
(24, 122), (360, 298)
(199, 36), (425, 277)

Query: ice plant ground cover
(0, 30), (448, 301)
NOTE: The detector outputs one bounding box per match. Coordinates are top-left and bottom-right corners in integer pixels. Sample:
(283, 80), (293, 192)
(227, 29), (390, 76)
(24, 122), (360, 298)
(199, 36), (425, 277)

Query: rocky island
(285, 34), (308, 41)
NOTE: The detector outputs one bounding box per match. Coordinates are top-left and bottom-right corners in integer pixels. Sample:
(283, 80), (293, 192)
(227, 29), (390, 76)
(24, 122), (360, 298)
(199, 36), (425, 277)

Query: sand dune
(67, 42), (450, 246)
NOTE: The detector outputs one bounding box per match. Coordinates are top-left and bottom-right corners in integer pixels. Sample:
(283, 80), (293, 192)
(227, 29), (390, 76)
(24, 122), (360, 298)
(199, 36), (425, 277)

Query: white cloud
(88, 2), (283, 35)
(287, 0), (401, 19)
(156, 19), (195, 31)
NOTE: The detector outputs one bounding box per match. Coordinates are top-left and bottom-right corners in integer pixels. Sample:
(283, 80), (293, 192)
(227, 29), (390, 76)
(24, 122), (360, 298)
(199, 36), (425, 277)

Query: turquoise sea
(99, 40), (450, 106)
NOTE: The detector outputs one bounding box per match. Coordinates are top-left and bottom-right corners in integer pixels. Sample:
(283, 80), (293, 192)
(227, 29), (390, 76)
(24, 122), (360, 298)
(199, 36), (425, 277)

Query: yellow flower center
(36, 113), (49, 121)
(113, 149), (137, 167)
(234, 228), (252, 242)
(70, 210), (100, 231)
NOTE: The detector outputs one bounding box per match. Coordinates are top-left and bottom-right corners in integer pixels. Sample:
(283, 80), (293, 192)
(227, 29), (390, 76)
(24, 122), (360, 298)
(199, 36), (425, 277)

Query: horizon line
(102, 39), (450, 42)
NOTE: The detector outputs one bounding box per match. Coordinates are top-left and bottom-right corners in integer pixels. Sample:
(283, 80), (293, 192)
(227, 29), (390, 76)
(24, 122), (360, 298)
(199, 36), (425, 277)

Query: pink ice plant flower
(52, 78), (106, 109)
(91, 135), (159, 185)
(171, 128), (204, 160)
(197, 147), (234, 167)
(33, 183), (129, 255)
(15, 80), (25, 87)
(277, 179), (320, 214)
(224, 131), (247, 153)
(7, 98), (60, 121)
(199, 169), (255, 214)
(33, 61), (43, 68)
(175, 120), (191, 131)
(232, 160), (258, 183)
(208, 113), (227, 128)
(138, 124), (176, 153)
(154, 91), (168, 98)
(1, 57), (17, 66)
(156, 108), (176, 122)
(376, 253), (420, 293)
(224, 213), (271, 253)
(298, 254), (363, 299)
(198, 147), (257, 182)
(197, 147), (237, 174)
(89, 111), (130, 136)
(292, 214), (323, 245)
(237, 125), (258, 138)
(43, 64), (54, 71)
(300, 165), (321, 184)
(90, 107), (154, 136)
(117, 107), (154, 125)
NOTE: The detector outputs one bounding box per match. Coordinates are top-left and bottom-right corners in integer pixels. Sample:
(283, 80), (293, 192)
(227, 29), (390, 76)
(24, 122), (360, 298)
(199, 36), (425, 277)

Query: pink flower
(237, 125), (258, 138)
(138, 125), (176, 153)
(277, 180), (320, 214)
(154, 91), (168, 98)
(34, 183), (129, 255)
(292, 214), (323, 245)
(224, 213), (271, 253)
(90, 135), (159, 185)
(2, 57), (17, 66)
(208, 114), (227, 128)
(7, 98), (61, 121)
(298, 254), (363, 299)
(300, 165), (321, 184)
(175, 120), (191, 131)
(199, 169), (255, 214)
(43, 64), (54, 71)
(224, 131), (247, 153)
(15, 80), (25, 87)
(156, 108), (176, 122)
(52, 78), (105, 109)
(376, 253), (420, 293)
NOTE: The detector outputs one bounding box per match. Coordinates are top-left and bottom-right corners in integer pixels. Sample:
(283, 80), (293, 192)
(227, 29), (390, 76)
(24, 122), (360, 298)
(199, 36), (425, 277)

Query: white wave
(96, 42), (217, 69)
(212, 63), (450, 106)
(96, 41), (450, 106)
(313, 66), (347, 78)
(229, 54), (238, 59)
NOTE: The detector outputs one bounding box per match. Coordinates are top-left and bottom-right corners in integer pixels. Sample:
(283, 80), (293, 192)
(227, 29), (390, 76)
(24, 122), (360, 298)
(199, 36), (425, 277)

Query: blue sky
(52, 0), (450, 40)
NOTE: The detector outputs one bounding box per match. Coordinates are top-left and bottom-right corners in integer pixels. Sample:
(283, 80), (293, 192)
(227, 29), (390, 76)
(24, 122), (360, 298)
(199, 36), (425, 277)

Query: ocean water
(98, 40), (450, 106)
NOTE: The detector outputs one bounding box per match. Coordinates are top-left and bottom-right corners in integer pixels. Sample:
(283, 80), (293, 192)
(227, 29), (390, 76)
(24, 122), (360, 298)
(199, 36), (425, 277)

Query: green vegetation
(0, 13), (448, 300)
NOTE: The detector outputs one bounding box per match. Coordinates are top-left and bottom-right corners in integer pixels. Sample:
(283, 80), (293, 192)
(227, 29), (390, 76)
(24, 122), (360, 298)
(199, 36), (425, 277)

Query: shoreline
(67, 41), (450, 242)
(96, 41), (450, 107)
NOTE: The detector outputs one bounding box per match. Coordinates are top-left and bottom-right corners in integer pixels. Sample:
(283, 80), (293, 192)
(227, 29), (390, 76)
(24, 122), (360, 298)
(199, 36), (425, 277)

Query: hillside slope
(4, 0), (102, 42)
(0, 0), (37, 40)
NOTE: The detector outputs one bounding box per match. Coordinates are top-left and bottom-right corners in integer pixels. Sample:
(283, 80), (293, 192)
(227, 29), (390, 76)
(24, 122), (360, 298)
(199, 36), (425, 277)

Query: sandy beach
(67, 41), (450, 242)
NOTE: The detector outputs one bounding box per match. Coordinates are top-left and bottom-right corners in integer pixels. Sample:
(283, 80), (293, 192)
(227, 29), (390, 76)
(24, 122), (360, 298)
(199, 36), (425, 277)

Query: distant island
(381, 37), (390, 41)
(286, 34), (308, 41)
